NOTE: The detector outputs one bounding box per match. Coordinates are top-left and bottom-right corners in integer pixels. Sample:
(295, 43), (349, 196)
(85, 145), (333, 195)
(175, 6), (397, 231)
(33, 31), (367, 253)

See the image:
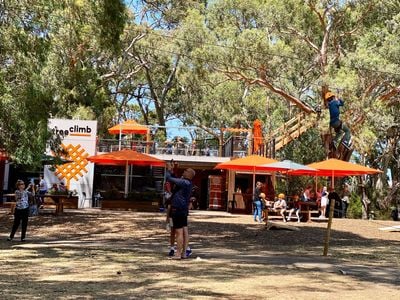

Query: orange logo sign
(54, 143), (90, 189)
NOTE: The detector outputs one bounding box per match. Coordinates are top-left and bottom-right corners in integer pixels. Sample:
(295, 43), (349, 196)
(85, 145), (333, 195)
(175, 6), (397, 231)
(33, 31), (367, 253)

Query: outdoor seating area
(1, 193), (78, 216)
(97, 138), (221, 157)
(263, 201), (320, 223)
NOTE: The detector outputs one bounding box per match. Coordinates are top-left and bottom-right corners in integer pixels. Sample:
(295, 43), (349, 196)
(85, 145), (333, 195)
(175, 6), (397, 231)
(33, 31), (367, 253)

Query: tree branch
(219, 68), (314, 114)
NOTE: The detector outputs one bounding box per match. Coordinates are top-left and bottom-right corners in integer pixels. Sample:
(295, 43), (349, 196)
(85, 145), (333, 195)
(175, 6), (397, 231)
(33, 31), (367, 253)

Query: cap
(278, 193), (285, 199)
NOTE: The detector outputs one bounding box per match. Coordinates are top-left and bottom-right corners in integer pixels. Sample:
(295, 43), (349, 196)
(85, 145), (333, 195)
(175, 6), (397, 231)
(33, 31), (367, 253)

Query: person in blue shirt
(165, 164), (195, 259)
(325, 91), (351, 148)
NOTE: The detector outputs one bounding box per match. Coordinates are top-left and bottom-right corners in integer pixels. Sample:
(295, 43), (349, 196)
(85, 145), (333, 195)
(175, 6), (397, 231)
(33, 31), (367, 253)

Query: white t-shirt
(39, 178), (48, 192)
(274, 199), (287, 209)
(321, 192), (329, 207)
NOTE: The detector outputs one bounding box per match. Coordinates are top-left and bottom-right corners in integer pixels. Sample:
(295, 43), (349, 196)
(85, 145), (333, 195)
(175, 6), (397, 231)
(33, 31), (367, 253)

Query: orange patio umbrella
(290, 158), (382, 178)
(215, 155), (277, 196)
(108, 120), (150, 151)
(214, 155), (277, 172)
(289, 158), (382, 257)
(87, 149), (165, 196)
(108, 120), (149, 135)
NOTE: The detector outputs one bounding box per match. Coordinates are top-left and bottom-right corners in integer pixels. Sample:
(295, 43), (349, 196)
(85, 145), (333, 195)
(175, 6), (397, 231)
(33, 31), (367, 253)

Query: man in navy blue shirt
(166, 164), (195, 259)
(325, 91), (351, 148)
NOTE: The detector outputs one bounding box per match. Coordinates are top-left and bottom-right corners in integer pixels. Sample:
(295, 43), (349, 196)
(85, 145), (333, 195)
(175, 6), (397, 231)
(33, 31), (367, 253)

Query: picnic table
(298, 201), (319, 222)
(42, 194), (79, 214)
(2, 193), (77, 215)
(2, 193), (16, 214)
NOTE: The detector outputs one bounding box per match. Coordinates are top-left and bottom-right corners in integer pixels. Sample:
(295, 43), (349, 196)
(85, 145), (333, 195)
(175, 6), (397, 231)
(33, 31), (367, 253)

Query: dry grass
(0, 208), (399, 299)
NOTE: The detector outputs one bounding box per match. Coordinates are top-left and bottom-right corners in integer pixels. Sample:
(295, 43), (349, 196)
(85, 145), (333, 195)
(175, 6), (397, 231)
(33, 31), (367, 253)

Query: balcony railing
(97, 137), (249, 158)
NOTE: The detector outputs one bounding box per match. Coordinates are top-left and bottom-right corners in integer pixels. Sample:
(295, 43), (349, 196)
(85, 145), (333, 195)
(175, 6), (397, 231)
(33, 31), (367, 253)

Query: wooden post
(323, 198), (335, 256)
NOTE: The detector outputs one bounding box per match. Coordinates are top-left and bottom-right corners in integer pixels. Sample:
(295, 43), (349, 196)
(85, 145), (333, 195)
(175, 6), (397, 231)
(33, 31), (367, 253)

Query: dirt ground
(0, 207), (399, 300)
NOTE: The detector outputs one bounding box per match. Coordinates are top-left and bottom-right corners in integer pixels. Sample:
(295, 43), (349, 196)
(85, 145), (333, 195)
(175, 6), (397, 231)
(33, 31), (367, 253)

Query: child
(259, 192), (268, 221)
(325, 91), (351, 148)
(273, 193), (287, 222)
(287, 195), (301, 223)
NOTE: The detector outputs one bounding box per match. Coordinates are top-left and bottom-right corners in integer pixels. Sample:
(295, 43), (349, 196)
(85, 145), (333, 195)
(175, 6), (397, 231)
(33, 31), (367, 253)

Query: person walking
(253, 181), (263, 223)
(165, 164), (195, 260)
(38, 174), (48, 207)
(325, 91), (351, 148)
(7, 180), (32, 242)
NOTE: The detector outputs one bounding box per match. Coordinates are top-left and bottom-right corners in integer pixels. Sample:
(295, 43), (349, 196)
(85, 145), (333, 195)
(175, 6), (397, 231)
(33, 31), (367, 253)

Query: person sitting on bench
(273, 193), (287, 222)
(287, 195), (301, 223)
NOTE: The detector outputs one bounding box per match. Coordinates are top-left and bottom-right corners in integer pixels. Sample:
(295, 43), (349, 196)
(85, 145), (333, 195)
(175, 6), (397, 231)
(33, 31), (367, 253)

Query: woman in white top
(8, 180), (32, 242)
(319, 186), (328, 218)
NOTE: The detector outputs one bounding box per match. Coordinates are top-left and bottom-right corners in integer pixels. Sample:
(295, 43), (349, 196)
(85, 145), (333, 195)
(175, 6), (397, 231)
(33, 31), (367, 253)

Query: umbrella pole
(124, 161), (129, 198)
(252, 168), (256, 196)
(286, 173), (289, 198)
(119, 126), (122, 151)
(323, 170), (335, 256)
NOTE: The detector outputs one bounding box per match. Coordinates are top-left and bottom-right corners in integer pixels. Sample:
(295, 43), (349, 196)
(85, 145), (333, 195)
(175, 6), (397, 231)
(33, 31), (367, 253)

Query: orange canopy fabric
(252, 119), (263, 153)
(214, 155), (277, 171)
(290, 158), (382, 177)
(87, 149), (165, 167)
(108, 120), (149, 135)
(0, 151), (8, 161)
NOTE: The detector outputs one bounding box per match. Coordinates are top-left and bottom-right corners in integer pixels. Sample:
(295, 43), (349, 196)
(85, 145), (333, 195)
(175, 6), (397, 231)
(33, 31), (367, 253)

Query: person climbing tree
(325, 91), (351, 148)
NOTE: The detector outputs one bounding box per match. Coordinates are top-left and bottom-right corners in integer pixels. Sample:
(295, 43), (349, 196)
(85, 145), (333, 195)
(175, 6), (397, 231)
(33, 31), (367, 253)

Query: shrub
(347, 193), (362, 219)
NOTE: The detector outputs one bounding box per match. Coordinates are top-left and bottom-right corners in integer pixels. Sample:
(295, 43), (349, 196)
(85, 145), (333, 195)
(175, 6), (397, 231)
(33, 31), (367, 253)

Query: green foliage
(0, 0), (128, 167)
(348, 193), (363, 219)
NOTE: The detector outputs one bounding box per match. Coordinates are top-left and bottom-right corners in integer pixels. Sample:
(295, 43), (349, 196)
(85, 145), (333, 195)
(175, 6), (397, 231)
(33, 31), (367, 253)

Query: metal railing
(97, 138), (221, 157)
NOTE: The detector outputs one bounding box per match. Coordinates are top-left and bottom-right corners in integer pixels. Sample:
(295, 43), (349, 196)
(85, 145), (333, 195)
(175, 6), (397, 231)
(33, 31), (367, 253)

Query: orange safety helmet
(324, 91), (335, 101)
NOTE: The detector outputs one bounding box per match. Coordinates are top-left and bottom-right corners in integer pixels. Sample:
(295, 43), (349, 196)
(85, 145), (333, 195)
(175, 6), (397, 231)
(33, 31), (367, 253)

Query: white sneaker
(287, 217), (291, 221)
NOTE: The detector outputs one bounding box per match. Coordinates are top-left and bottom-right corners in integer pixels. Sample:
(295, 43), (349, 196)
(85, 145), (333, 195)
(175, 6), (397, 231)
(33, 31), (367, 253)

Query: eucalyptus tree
(344, 0), (400, 209)
(0, 0), (127, 166)
(100, 0), (208, 141)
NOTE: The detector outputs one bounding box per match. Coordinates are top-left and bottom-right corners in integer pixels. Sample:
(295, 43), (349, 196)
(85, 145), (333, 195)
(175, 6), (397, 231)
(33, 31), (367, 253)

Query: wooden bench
(264, 208), (320, 223)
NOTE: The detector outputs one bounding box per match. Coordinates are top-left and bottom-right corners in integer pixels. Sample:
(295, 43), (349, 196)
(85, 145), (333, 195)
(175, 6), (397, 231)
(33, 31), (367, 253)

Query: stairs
(265, 112), (318, 153)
